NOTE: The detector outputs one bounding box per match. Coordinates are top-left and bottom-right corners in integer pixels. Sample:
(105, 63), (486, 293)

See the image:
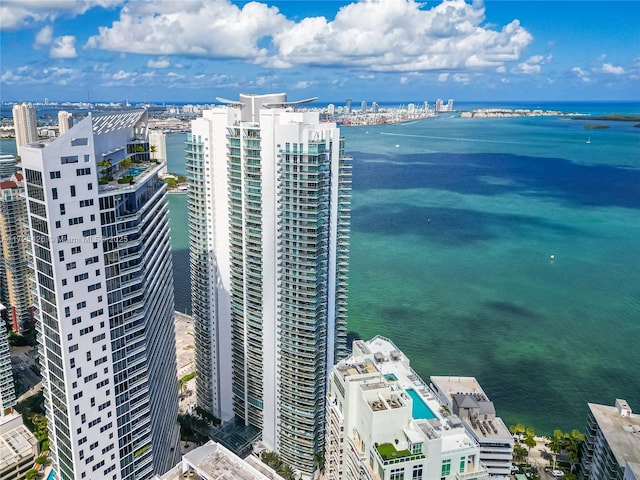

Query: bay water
(3, 101), (638, 435)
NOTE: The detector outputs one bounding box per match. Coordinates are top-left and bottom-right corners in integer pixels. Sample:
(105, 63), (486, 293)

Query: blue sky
(1, 0), (638, 103)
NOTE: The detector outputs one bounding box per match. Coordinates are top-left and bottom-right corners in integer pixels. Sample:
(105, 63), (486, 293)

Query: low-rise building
(154, 441), (285, 480)
(579, 399), (640, 480)
(325, 335), (489, 480)
(430, 376), (514, 478)
(0, 409), (39, 480)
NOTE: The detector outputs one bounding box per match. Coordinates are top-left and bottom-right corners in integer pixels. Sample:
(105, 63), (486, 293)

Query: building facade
(325, 336), (489, 480)
(148, 130), (168, 177)
(0, 172), (33, 333)
(579, 399), (640, 480)
(187, 93), (350, 476)
(58, 111), (73, 136)
(430, 376), (514, 478)
(12, 103), (38, 158)
(21, 110), (180, 480)
(0, 305), (16, 411)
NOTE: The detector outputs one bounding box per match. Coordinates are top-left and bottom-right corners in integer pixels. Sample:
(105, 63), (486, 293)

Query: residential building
(0, 305), (16, 411)
(21, 110), (180, 480)
(148, 130), (168, 177)
(58, 111), (73, 136)
(430, 376), (514, 478)
(12, 103), (38, 157)
(0, 409), (39, 480)
(0, 155), (16, 178)
(187, 93), (351, 477)
(325, 335), (489, 480)
(345, 98), (352, 114)
(361, 101), (367, 113)
(153, 441), (285, 480)
(0, 172), (33, 333)
(579, 399), (640, 480)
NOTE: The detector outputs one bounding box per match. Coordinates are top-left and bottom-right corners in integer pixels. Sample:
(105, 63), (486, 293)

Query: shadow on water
(172, 249), (192, 314)
(352, 204), (581, 246)
(352, 152), (640, 209)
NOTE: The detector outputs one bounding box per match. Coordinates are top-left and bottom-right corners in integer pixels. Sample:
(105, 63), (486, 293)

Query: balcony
(374, 443), (425, 466)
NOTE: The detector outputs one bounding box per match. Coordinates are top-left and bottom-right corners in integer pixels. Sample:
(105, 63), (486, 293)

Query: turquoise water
(406, 388), (437, 419)
(384, 373), (398, 381)
(3, 101), (639, 436)
(164, 104), (640, 435)
(128, 166), (146, 177)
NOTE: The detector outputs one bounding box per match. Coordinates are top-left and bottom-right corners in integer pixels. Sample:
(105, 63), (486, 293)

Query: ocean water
(4, 101), (639, 435)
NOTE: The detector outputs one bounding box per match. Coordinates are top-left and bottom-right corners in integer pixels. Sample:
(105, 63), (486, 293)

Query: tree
(524, 434), (537, 462)
(314, 452), (325, 474)
(549, 429), (564, 469)
(513, 444), (528, 463)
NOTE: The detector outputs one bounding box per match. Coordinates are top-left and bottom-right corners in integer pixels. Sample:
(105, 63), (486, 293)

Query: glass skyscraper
(188, 93), (351, 476)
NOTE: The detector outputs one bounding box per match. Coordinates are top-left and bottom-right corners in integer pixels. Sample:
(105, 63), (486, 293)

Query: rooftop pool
(406, 388), (437, 420)
(128, 167), (147, 177)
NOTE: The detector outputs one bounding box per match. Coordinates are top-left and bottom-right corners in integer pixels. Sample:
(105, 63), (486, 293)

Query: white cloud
(84, 0), (532, 74)
(572, 66), (591, 83)
(295, 80), (313, 89)
(452, 73), (471, 83)
(50, 35), (77, 58)
(438, 73), (449, 82)
(2, 65), (81, 86)
(496, 66), (506, 73)
(601, 63), (624, 75)
(400, 76), (409, 84)
(112, 70), (133, 80)
(271, 0), (532, 72)
(512, 54), (551, 74)
(86, 0), (287, 60)
(34, 25), (53, 48)
(1, 0), (124, 30)
(147, 58), (170, 69)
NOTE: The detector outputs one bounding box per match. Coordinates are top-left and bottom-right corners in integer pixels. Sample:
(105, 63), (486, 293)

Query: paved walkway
(174, 311), (196, 414)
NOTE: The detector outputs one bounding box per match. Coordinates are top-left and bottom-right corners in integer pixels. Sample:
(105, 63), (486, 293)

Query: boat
(586, 137), (591, 144)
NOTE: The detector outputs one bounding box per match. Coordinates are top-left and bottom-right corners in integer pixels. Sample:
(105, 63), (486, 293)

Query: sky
(0, 0), (639, 103)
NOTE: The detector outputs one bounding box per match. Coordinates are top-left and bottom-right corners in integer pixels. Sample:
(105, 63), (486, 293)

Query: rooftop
(589, 401), (640, 468)
(0, 411), (39, 470)
(155, 441), (284, 480)
(92, 110), (146, 136)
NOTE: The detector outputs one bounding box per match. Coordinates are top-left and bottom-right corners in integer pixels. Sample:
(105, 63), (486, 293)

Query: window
(86, 256), (99, 265)
(390, 468), (405, 480)
(70, 185), (76, 197)
(76, 168), (91, 176)
(69, 216), (83, 226)
(72, 317), (81, 325)
(60, 203), (66, 215)
(55, 221), (61, 228)
(80, 199), (94, 207)
(77, 301), (87, 309)
(63, 291), (73, 300)
(71, 246), (81, 254)
(88, 283), (101, 292)
(59, 251), (65, 261)
(61, 155), (79, 164)
(66, 262), (76, 270)
(79, 326), (93, 337)
(441, 459), (451, 477)
(459, 457), (465, 473)
(88, 182), (93, 190)
(75, 272), (89, 282)
(50, 171), (61, 179)
(52, 188), (58, 200)
(82, 228), (96, 237)
(412, 465), (423, 480)
(69, 344), (78, 352)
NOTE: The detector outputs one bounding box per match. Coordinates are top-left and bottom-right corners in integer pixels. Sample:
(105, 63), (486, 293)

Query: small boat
(586, 137), (591, 144)
(395, 144), (400, 148)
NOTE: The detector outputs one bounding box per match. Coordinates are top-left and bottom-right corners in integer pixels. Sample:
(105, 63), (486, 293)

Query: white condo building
(21, 110), (180, 480)
(430, 376), (514, 478)
(187, 93), (351, 476)
(148, 130), (168, 177)
(325, 336), (489, 480)
(12, 103), (38, 157)
(58, 111), (73, 136)
(0, 305), (16, 411)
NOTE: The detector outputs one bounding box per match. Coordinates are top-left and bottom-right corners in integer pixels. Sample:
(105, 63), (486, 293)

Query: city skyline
(1, 0), (639, 103)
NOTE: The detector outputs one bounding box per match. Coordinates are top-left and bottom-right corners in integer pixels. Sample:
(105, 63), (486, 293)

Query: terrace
(374, 442), (425, 466)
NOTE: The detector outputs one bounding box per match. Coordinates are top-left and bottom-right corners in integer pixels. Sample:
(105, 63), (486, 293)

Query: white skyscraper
(187, 93), (351, 477)
(21, 110), (180, 480)
(148, 130), (168, 176)
(12, 103), (38, 157)
(0, 305), (16, 411)
(58, 111), (73, 136)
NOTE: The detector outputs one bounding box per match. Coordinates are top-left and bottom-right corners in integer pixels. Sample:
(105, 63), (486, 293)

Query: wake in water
(380, 131), (525, 145)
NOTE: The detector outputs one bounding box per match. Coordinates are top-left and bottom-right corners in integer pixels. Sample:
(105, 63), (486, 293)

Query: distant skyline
(1, 0), (639, 103)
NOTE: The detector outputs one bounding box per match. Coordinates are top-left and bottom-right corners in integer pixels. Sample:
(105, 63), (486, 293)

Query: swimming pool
(406, 388), (437, 419)
(46, 469), (56, 480)
(384, 373), (398, 381)
(128, 167), (147, 177)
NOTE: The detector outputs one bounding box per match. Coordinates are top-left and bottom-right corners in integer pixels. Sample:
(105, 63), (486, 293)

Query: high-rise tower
(58, 111), (74, 136)
(187, 93), (351, 476)
(0, 172), (33, 333)
(21, 110), (180, 480)
(12, 103), (38, 157)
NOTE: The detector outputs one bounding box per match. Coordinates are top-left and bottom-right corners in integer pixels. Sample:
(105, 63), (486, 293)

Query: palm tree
(524, 434), (537, 464)
(549, 429), (564, 469)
